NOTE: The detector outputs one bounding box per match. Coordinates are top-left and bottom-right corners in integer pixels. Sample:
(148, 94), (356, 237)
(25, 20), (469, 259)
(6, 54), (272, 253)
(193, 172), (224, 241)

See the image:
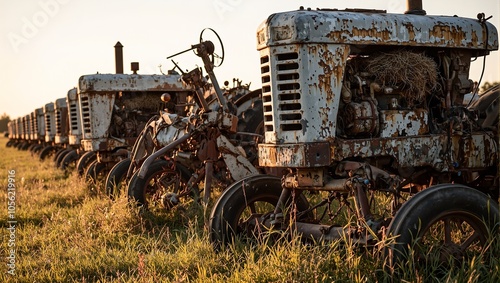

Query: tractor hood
(257, 8), (498, 55)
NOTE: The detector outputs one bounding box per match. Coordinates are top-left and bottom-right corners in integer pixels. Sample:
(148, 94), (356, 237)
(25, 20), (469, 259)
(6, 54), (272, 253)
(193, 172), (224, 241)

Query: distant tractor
(77, 70), (192, 187)
(58, 88), (83, 170)
(28, 108), (46, 154)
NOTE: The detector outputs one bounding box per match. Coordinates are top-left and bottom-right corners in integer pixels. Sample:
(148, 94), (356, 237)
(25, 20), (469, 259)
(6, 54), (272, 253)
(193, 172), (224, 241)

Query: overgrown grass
(1, 137), (498, 282)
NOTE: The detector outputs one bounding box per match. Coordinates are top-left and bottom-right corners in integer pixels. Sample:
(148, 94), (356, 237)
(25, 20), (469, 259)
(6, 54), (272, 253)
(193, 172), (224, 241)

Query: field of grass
(1, 136), (498, 282)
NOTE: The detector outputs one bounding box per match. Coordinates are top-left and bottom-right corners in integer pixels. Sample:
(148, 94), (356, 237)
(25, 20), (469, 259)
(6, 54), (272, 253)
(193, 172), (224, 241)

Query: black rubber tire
(76, 151), (96, 176)
(84, 159), (107, 185)
(105, 158), (131, 199)
(53, 148), (68, 163)
(385, 183), (499, 272)
(209, 174), (310, 248)
(32, 144), (44, 154)
(27, 143), (38, 152)
(128, 159), (191, 209)
(60, 150), (79, 170)
(17, 141), (29, 150)
(55, 149), (72, 168)
(39, 145), (56, 161)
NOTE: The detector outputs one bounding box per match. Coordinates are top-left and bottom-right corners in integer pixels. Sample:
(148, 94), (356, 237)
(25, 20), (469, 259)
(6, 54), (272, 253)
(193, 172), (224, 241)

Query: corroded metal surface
(379, 109), (429, 137)
(257, 9), (498, 52)
(217, 135), (260, 180)
(81, 137), (136, 152)
(78, 74), (184, 93)
(258, 142), (330, 167)
(333, 133), (497, 171)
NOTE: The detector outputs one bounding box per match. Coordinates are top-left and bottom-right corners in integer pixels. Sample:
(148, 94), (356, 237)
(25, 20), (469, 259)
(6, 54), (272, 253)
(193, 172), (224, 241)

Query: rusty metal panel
(258, 142), (330, 167)
(257, 10), (498, 52)
(82, 137), (133, 152)
(260, 44), (350, 144)
(155, 114), (188, 147)
(78, 74), (184, 93)
(452, 134), (498, 169)
(79, 93), (115, 140)
(332, 133), (497, 171)
(217, 135), (260, 180)
(379, 109), (429, 137)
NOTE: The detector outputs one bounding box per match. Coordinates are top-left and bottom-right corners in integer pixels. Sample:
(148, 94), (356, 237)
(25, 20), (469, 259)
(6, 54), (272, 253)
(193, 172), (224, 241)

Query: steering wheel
(197, 28), (225, 67)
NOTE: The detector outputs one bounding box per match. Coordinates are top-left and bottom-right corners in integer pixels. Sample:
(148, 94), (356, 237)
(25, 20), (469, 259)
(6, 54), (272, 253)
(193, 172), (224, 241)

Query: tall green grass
(1, 137), (498, 282)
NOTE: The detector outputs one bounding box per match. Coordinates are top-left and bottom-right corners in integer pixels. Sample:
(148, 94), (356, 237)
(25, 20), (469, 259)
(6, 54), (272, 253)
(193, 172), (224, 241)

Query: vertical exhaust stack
(131, 62), (139, 74)
(114, 41), (124, 74)
(405, 0), (426, 15)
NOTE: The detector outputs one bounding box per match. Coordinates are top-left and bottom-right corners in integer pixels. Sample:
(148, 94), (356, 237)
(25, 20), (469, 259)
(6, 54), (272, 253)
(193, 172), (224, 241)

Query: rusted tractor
(209, 1), (499, 273)
(38, 102), (58, 160)
(57, 88), (84, 170)
(28, 108), (46, 155)
(76, 69), (193, 187)
(6, 120), (16, 147)
(51, 97), (71, 167)
(125, 29), (264, 214)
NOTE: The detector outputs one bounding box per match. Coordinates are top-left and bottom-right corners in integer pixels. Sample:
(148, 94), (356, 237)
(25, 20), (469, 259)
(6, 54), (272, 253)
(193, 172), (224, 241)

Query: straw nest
(367, 51), (438, 106)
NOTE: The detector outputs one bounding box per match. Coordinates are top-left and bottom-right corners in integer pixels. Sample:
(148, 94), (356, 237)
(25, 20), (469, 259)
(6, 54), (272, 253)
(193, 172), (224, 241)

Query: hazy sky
(1, 0), (499, 119)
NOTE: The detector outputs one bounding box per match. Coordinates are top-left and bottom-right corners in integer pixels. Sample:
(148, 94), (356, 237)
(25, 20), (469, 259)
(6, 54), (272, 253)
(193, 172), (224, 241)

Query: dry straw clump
(367, 51), (438, 106)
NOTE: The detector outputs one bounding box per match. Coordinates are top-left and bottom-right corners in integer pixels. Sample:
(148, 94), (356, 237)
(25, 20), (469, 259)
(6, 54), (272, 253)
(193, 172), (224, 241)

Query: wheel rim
(236, 198), (277, 240)
(144, 169), (184, 211)
(414, 210), (490, 266)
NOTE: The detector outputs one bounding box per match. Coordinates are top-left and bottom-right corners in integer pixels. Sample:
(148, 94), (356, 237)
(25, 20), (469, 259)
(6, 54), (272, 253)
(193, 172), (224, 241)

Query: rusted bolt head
(161, 93), (171, 102)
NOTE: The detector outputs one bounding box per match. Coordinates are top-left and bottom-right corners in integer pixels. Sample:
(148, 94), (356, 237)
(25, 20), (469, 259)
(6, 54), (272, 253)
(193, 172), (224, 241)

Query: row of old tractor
(5, 0), (500, 275)
(6, 29), (264, 208)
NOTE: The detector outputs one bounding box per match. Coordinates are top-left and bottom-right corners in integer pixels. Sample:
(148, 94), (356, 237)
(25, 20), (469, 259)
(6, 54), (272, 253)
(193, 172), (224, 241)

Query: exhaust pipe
(131, 62), (139, 74)
(405, 0), (426, 15)
(114, 41), (124, 74)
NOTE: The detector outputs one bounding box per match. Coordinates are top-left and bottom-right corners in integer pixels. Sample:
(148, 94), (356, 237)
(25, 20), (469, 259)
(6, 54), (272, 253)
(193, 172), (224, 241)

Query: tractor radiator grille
(260, 55), (273, 132)
(55, 108), (63, 135)
(69, 100), (80, 132)
(80, 95), (91, 136)
(30, 112), (38, 139)
(274, 52), (301, 132)
(44, 113), (52, 135)
(260, 50), (302, 135)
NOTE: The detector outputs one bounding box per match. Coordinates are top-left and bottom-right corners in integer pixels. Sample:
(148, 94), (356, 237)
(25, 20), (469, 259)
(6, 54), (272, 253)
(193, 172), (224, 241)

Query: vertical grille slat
(55, 109), (62, 135)
(70, 101), (79, 131)
(80, 96), (91, 136)
(260, 54), (273, 132)
(275, 51), (301, 132)
(45, 114), (51, 134)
